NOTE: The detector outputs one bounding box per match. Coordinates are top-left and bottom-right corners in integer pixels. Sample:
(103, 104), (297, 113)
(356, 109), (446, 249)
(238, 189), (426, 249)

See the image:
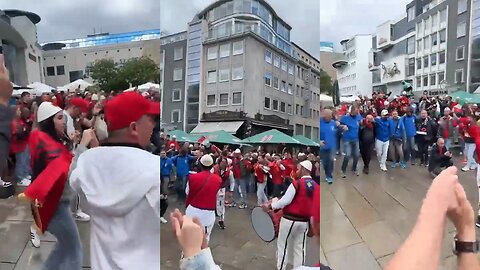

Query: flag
(198, 136), (209, 145)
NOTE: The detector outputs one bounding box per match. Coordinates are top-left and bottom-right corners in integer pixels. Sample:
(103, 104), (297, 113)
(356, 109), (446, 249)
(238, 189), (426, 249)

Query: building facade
(160, 32), (188, 131)
(319, 41), (338, 81)
(42, 30), (161, 87)
(333, 34), (373, 98)
(0, 9), (44, 86)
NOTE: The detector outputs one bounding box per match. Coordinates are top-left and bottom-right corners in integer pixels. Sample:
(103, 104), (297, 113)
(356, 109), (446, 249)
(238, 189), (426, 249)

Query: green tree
(119, 57), (160, 87)
(86, 59), (126, 92)
(320, 69), (333, 96)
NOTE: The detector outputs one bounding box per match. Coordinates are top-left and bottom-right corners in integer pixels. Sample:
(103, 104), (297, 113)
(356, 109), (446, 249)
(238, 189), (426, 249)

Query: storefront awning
(191, 121), (244, 134)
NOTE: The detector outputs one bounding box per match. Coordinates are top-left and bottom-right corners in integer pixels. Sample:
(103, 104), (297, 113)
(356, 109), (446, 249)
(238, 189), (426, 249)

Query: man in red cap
(70, 91), (160, 269)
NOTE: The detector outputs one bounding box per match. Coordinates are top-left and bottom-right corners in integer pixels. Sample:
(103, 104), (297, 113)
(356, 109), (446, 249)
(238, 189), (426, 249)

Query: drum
(251, 206), (283, 242)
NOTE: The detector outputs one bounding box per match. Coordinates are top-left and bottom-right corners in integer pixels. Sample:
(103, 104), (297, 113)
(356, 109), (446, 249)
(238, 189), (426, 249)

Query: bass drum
(251, 206), (283, 242)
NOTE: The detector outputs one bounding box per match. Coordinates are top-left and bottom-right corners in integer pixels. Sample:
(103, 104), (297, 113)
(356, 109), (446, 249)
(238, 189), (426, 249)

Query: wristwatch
(453, 236), (480, 255)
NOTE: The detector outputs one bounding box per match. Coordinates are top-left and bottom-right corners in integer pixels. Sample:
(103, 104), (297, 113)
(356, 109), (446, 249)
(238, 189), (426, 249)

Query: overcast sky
(160, 0), (320, 58)
(320, 0), (410, 50)
(5, 0), (160, 43)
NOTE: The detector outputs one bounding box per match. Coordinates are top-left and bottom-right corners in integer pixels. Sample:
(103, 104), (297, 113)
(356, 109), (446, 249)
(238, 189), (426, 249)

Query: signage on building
(254, 113), (289, 125)
(203, 110), (246, 120)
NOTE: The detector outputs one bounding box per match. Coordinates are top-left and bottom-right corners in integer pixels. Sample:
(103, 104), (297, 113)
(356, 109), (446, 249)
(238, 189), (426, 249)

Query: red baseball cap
(70, 97), (89, 113)
(105, 91), (160, 132)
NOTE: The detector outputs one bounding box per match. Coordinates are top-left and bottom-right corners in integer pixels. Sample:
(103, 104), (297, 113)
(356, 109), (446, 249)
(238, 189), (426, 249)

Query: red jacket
(213, 164), (230, 188)
(254, 164), (266, 183)
(10, 119), (29, 153)
(269, 162), (284, 185)
(282, 158), (295, 179)
(283, 177), (319, 221)
(185, 171), (222, 210)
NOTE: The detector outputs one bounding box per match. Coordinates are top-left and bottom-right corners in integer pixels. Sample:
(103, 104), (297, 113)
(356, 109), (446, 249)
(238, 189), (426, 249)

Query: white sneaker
(160, 217), (168, 224)
(26, 175), (32, 180)
(462, 166), (470, 172)
(74, 210), (90, 222)
(18, 179), (31, 186)
(30, 226), (40, 248)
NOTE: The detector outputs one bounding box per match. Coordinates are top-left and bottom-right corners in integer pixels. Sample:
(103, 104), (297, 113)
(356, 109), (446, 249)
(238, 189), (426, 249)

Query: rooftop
(3, 9), (41, 24)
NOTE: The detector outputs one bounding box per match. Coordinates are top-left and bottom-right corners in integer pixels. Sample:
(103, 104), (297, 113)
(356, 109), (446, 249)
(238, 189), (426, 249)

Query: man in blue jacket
(340, 106), (362, 178)
(402, 107), (417, 165)
(171, 147), (196, 201)
(389, 110), (406, 168)
(320, 109), (338, 184)
(375, 110), (392, 171)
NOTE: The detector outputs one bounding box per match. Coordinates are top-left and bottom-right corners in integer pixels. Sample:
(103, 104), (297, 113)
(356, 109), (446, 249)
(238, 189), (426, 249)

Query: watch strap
(455, 240), (480, 253)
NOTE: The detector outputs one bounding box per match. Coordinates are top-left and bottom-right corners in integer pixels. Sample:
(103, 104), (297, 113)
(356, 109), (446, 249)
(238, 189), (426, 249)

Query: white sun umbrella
(137, 82), (159, 92)
(27, 82), (55, 96)
(63, 79), (92, 92)
(11, 83), (32, 96)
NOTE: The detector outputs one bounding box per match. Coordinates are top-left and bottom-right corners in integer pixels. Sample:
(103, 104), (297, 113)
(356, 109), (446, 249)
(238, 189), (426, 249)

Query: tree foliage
(86, 57), (160, 92)
(320, 69), (333, 96)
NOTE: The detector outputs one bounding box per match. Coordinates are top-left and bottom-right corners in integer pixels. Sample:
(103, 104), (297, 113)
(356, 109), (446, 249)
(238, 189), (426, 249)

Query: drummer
(264, 160), (319, 270)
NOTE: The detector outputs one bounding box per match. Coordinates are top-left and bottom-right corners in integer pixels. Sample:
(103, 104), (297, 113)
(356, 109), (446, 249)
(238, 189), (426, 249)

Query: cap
(300, 160), (312, 171)
(381, 109), (389, 116)
(91, 94), (99, 101)
(37, 102), (62, 123)
(384, 101), (389, 106)
(172, 135), (177, 139)
(200, 154), (214, 167)
(234, 149), (241, 154)
(70, 98), (89, 113)
(104, 92), (160, 132)
(298, 152), (306, 157)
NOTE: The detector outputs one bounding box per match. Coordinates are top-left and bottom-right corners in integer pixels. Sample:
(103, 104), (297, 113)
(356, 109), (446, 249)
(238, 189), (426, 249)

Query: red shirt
(282, 158), (295, 179)
(283, 177), (319, 221)
(254, 164), (266, 183)
(10, 119), (29, 153)
(269, 162), (284, 185)
(232, 157), (242, 179)
(186, 171), (222, 210)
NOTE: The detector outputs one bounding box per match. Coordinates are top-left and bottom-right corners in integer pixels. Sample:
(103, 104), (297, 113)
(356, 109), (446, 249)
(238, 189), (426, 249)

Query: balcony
(376, 21), (394, 50)
(332, 53), (348, 69)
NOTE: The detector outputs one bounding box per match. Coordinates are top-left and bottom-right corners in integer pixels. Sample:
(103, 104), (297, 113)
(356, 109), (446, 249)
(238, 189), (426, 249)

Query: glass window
(174, 68), (183, 81)
(232, 92), (242, 104)
(56, 66), (65, 76)
(281, 81), (286, 92)
(440, 9), (447, 23)
(407, 6), (415, 21)
(280, 102), (286, 112)
(232, 66), (243, 80)
(432, 13), (438, 27)
(439, 51), (446, 64)
(233, 41), (243, 55)
(431, 33), (438, 46)
(207, 70), (216, 83)
(457, 46), (465, 60)
(208, 46), (217, 60)
(430, 74), (436, 85)
(408, 58), (415, 76)
(172, 89), (181, 101)
(295, 104), (299, 115)
(219, 93), (229, 105)
(456, 69), (464, 83)
(274, 55), (280, 67)
(457, 21), (467, 38)
(287, 104), (292, 114)
(417, 58), (422, 69)
(423, 76), (428, 86)
(273, 76), (279, 89)
(220, 43), (230, 58)
(288, 63), (294, 75)
(423, 56), (429, 68)
(439, 29), (446, 43)
(431, 54), (437, 66)
(416, 76), (421, 87)
(288, 84), (293, 94)
(407, 37), (415, 54)
(47, 66), (55, 76)
(264, 72), (272, 86)
(425, 17), (431, 30)
(438, 71), (445, 83)
(458, 0), (467, 14)
(424, 36), (430, 49)
(171, 110), (181, 123)
(272, 100), (278, 111)
(265, 49), (272, 63)
(219, 68), (229, 82)
(417, 40), (422, 51)
(264, 97), (271, 109)
(207, 94), (216, 106)
(174, 47), (183, 60)
(281, 59), (287, 71)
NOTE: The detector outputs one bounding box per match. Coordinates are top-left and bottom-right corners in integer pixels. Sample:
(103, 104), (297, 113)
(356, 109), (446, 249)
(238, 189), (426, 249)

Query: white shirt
(185, 182), (216, 227)
(64, 110), (75, 136)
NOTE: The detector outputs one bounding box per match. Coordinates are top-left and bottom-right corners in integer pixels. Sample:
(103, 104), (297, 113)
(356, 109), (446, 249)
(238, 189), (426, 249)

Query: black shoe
(363, 167), (369, 174)
(218, 220), (225, 229)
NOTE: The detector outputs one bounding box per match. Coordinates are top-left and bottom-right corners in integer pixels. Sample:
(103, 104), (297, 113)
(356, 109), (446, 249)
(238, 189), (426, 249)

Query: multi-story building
(0, 9), (44, 86)
(333, 34), (373, 98)
(319, 41), (338, 81)
(160, 31), (188, 131)
(292, 42), (321, 139)
(471, 0), (480, 92)
(41, 30), (161, 87)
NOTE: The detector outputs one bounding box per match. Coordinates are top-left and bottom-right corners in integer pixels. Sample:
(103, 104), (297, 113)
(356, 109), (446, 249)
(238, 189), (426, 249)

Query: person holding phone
(0, 54), (14, 198)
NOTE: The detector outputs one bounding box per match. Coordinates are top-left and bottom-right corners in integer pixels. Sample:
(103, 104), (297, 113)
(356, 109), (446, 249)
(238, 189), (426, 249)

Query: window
(219, 68), (229, 82)
(281, 81), (286, 92)
(288, 63), (294, 75)
(233, 41), (243, 55)
(457, 21), (467, 38)
(287, 104), (292, 114)
(56, 66), (65, 75)
(416, 76), (421, 87)
(273, 76), (279, 89)
(264, 72), (272, 86)
(219, 93), (229, 105)
(207, 94), (216, 106)
(172, 89), (181, 102)
(281, 59), (287, 71)
(296, 85), (300, 95)
(232, 92), (242, 104)
(300, 106), (304, 116)
(264, 97), (271, 109)
(439, 29), (446, 44)
(220, 43), (230, 58)
(272, 100), (278, 111)
(274, 55), (280, 67)
(430, 74), (436, 85)
(456, 69), (464, 83)
(423, 56), (429, 68)
(208, 70), (217, 83)
(408, 58), (415, 76)
(424, 37), (430, 49)
(431, 33), (438, 46)
(417, 40), (422, 51)
(288, 84), (293, 94)
(171, 110), (181, 123)
(265, 50), (272, 63)
(457, 46), (465, 60)
(407, 6), (415, 21)
(440, 9), (447, 23)
(46, 66), (55, 76)
(232, 66), (243, 80)
(431, 54), (437, 66)
(423, 76), (428, 87)
(458, 0), (467, 14)
(174, 47), (183, 60)
(208, 47), (217, 60)
(438, 71), (445, 83)
(296, 104), (299, 115)
(439, 51), (446, 64)
(417, 58), (422, 69)
(432, 13), (438, 27)
(174, 68), (183, 81)
(280, 102), (286, 112)
(425, 17), (431, 30)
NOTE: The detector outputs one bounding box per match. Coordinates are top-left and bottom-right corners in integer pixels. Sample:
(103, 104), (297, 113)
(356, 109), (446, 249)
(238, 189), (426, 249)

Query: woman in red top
(10, 106), (33, 186)
(269, 155), (285, 198)
(254, 156), (269, 206)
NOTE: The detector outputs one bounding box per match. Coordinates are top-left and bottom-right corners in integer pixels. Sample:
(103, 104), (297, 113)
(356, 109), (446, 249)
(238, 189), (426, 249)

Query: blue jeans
(320, 149), (334, 179)
(444, 138), (452, 150)
(404, 136), (416, 163)
(341, 140), (359, 173)
(176, 175), (188, 200)
(42, 202), (83, 270)
(234, 178), (248, 204)
(15, 146), (31, 181)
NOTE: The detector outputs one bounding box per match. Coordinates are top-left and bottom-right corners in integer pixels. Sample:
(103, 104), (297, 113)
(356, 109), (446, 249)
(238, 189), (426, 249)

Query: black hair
(21, 91), (30, 98)
(38, 115), (73, 151)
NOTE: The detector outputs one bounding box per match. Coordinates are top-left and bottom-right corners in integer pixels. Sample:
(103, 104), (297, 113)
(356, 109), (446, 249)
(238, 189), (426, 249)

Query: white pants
(205, 224), (214, 243)
(375, 139), (390, 168)
(276, 217), (308, 270)
(256, 182), (268, 206)
(229, 171), (235, 192)
(216, 188), (226, 221)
